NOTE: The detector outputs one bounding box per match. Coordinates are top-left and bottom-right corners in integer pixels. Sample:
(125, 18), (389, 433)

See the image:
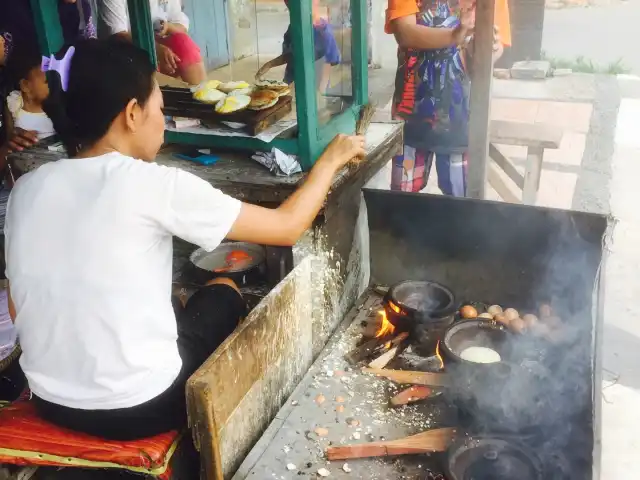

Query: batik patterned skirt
(391, 144), (468, 197)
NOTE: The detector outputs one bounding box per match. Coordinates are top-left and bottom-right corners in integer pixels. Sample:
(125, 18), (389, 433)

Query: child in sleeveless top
(5, 48), (55, 140)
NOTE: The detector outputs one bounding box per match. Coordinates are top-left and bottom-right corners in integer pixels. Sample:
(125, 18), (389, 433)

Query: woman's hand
(227, 134), (366, 246)
(316, 134), (366, 171)
(453, 7), (475, 45)
(156, 43), (181, 76)
(493, 25), (502, 51)
(255, 61), (273, 80)
(492, 25), (504, 63)
(6, 129), (38, 153)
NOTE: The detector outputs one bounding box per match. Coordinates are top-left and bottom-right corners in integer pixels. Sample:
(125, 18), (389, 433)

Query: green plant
(540, 51), (631, 75)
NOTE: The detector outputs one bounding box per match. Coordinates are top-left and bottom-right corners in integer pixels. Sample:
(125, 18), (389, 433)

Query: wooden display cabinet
(30, 0), (369, 171)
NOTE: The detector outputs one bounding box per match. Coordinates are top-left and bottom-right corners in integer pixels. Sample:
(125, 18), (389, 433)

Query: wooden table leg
(522, 146), (544, 205)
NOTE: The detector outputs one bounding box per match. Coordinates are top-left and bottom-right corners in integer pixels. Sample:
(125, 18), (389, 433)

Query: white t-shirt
(4, 153), (241, 409)
(97, 0), (189, 37)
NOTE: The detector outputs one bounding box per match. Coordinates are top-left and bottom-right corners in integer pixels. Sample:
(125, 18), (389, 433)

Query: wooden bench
(488, 120), (563, 205)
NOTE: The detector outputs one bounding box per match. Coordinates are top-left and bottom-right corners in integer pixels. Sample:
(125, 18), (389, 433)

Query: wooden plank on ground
(186, 257), (314, 480)
(490, 120), (562, 149)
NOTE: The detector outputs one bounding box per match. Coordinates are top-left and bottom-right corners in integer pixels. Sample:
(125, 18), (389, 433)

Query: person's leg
(176, 279), (246, 372)
(204, 276), (242, 294)
(158, 33), (206, 85)
(435, 152), (467, 197)
(391, 144), (433, 193)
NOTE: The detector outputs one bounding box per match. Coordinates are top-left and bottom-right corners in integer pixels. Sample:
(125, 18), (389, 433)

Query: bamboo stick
(389, 385), (434, 407)
(326, 428), (455, 460)
(363, 368), (449, 387)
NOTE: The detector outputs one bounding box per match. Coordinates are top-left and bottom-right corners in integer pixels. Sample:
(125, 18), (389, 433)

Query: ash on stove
(424, 471), (445, 480)
(397, 350), (444, 373)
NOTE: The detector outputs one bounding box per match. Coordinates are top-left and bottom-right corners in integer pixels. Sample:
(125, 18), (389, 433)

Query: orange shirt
(494, 0), (511, 46)
(385, 0), (512, 47)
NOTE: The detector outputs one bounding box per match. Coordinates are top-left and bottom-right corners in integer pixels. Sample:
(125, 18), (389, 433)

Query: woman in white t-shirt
(4, 39), (364, 440)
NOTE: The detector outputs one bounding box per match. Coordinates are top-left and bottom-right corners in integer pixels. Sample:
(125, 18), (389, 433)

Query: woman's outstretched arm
(227, 134), (365, 246)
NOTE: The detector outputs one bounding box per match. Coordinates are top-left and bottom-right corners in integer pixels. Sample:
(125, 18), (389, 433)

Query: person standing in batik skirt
(385, 0), (510, 196)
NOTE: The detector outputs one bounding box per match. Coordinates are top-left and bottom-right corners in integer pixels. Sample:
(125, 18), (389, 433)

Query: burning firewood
(367, 332), (409, 369)
(326, 428), (456, 460)
(345, 318), (407, 365)
(389, 385), (434, 407)
(363, 367), (449, 387)
(345, 336), (392, 364)
(368, 346), (400, 369)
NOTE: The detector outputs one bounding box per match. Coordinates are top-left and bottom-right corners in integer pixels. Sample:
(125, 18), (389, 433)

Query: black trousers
(34, 284), (246, 440)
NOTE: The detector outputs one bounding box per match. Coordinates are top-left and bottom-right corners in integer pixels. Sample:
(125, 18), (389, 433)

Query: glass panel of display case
(152, 0), (298, 130)
(153, 0), (355, 124)
(314, 0), (353, 124)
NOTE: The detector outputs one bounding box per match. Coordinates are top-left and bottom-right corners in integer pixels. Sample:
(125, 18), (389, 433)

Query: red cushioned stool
(0, 396), (185, 479)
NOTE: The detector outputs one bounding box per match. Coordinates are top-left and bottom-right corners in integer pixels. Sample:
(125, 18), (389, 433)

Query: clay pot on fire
(440, 319), (556, 434)
(383, 280), (456, 355)
(445, 435), (543, 480)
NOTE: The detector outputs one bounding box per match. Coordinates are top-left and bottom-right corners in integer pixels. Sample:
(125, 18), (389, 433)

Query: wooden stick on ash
(363, 368), (449, 387)
(345, 337), (391, 364)
(390, 385), (434, 407)
(345, 331), (408, 365)
(368, 347), (399, 369)
(367, 332), (409, 369)
(326, 428), (456, 460)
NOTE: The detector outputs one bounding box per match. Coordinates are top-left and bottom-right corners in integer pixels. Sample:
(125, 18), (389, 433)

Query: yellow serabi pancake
(255, 79), (289, 92)
(218, 81), (251, 93)
(191, 80), (221, 92)
(193, 88), (226, 104)
(249, 89), (279, 110)
(215, 94), (251, 114)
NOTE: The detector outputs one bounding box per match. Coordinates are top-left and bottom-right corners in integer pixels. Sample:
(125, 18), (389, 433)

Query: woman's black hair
(43, 39), (156, 157)
(4, 45), (42, 91)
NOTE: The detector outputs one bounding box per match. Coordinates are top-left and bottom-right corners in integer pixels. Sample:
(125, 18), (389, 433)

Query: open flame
(375, 309), (396, 338)
(435, 341), (444, 370)
(388, 300), (402, 315)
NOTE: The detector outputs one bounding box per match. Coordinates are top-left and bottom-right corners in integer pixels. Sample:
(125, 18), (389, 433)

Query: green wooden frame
(30, 0), (63, 55)
(30, 0), (369, 171)
(127, 0), (157, 67)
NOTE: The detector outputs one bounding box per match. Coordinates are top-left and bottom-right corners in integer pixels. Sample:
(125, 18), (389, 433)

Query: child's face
(22, 68), (50, 104)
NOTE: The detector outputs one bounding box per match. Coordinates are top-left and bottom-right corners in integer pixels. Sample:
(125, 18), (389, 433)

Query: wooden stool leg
(522, 147), (544, 205)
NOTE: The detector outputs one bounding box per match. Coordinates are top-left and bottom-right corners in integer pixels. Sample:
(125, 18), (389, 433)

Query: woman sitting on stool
(4, 38), (364, 441)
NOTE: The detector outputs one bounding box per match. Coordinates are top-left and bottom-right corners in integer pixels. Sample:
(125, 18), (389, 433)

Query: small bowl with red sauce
(187, 242), (266, 286)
